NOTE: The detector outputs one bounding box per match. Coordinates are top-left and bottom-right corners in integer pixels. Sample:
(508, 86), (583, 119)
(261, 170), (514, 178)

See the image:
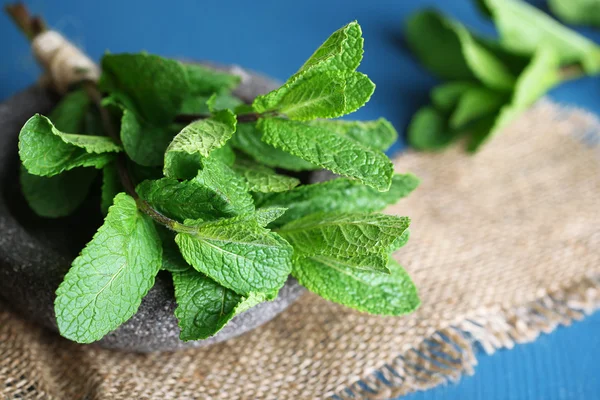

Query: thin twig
(5, 3), (45, 40)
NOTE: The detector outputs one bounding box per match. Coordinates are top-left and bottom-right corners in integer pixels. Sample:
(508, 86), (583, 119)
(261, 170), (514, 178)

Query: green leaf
(19, 114), (121, 177)
(291, 21), (363, 80)
(549, 0), (600, 27)
(55, 193), (162, 343)
(406, 10), (516, 90)
(120, 108), (178, 167)
(253, 22), (373, 120)
(251, 207), (288, 227)
(48, 89), (91, 133)
(292, 256), (420, 315)
(449, 87), (506, 129)
(20, 165), (97, 218)
(101, 163), (123, 215)
(205, 92), (244, 112)
(267, 71), (346, 120)
(184, 64), (241, 95)
(259, 118), (393, 191)
(470, 47), (560, 152)
(405, 10), (475, 81)
(278, 212), (410, 260)
(164, 110), (237, 177)
(99, 53), (189, 125)
(391, 229), (410, 252)
(431, 82), (477, 112)
(172, 268), (266, 341)
(482, 0), (600, 74)
(233, 157), (300, 193)
(137, 163), (254, 222)
(307, 118), (398, 152)
(450, 20), (516, 91)
(175, 215), (293, 296)
(231, 122), (317, 171)
(255, 174), (419, 226)
(339, 71), (376, 115)
(255, 71), (374, 121)
(407, 107), (456, 151)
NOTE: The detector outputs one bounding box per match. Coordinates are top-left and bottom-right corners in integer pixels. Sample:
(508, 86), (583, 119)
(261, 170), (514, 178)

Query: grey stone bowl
(0, 65), (305, 352)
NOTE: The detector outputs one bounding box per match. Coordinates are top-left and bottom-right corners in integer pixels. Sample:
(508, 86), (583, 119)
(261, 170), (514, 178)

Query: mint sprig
(17, 21), (421, 343)
(406, 0), (600, 153)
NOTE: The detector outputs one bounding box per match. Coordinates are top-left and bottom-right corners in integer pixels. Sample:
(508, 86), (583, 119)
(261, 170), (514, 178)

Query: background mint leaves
(405, 1), (600, 153)
(18, 20), (420, 345)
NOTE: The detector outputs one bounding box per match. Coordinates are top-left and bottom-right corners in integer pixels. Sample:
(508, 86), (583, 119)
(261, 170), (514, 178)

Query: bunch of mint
(18, 22), (421, 344)
(405, 0), (600, 152)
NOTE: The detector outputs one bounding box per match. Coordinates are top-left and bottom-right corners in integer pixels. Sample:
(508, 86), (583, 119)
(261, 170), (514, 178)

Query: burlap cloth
(1, 100), (599, 400)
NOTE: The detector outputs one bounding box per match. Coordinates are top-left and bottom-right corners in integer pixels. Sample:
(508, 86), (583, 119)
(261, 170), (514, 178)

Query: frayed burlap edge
(331, 101), (600, 399)
(332, 273), (600, 400)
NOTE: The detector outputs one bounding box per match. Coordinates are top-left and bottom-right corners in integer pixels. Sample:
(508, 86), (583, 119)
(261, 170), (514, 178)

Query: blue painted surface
(1, 1), (598, 398)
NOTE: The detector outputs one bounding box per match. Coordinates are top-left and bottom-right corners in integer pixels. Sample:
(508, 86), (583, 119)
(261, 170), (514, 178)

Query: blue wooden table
(1, 1), (598, 398)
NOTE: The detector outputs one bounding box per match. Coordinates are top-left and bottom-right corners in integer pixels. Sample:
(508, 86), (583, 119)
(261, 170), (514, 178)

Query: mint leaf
(20, 165), (97, 218)
(407, 107), (455, 151)
(259, 118), (393, 191)
(431, 82), (477, 112)
(231, 122), (317, 171)
(99, 53), (189, 125)
(406, 10), (515, 90)
(164, 110), (237, 177)
(341, 71), (375, 114)
(175, 215), (293, 296)
(449, 87), (506, 129)
(251, 207), (288, 227)
(254, 71), (374, 121)
(450, 20), (516, 91)
(255, 174), (419, 226)
(482, 0), (600, 74)
(101, 163), (123, 214)
(120, 109), (178, 167)
(307, 118), (398, 152)
(138, 160), (254, 222)
(254, 21), (364, 113)
(292, 21), (363, 80)
(172, 268), (266, 341)
(278, 212), (410, 260)
(405, 10), (474, 81)
(48, 89), (91, 133)
(292, 256), (419, 315)
(276, 71), (346, 120)
(205, 92), (244, 112)
(55, 193), (162, 343)
(549, 0), (600, 27)
(233, 157), (300, 193)
(19, 114), (121, 177)
(469, 47), (560, 152)
(391, 229), (410, 251)
(185, 64), (241, 95)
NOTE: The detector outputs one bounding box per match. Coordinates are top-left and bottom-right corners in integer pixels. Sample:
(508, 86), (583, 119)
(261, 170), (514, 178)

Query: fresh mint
(17, 21), (420, 344)
(55, 193), (162, 343)
(406, 1), (600, 152)
(549, 0), (600, 28)
(19, 114), (121, 176)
